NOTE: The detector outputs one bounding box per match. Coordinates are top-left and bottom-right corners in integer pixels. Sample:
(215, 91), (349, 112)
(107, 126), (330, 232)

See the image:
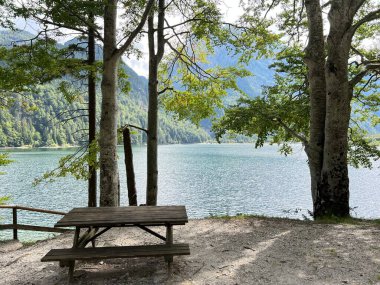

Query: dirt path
(1, 217), (380, 284)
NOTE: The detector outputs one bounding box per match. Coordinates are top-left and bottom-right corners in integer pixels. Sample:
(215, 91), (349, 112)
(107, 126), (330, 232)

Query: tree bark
(304, 0), (326, 208)
(88, 6), (97, 207)
(123, 127), (137, 206)
(304, 1), (364, 218)
(146, 12), (158, 206)
(146, 0), (165, 206)
(99, 0), (120, 207)
(98, 0), (153, 207)
(314, 2), (357, 217)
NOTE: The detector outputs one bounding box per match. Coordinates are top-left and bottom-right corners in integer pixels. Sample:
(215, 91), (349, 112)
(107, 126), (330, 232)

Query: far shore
(0, 141), (302, 151)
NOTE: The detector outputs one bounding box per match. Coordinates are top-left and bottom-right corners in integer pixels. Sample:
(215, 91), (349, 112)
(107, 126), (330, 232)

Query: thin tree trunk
(146, 0), (165, 206)
(146, 12), (158, 206)
(123, 127), (137, 206)
(98, 0), (153, 207)
(88, 7), (97, 207)
(99, 0), (120, 207)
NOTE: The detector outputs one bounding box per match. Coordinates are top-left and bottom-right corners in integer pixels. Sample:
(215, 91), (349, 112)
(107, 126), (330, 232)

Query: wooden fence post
(12, 207), (18, 240)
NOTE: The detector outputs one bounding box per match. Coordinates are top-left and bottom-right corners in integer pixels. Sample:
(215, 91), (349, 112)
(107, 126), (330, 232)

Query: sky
(126, 2), (244, 77)
(13, 2), (244, 78)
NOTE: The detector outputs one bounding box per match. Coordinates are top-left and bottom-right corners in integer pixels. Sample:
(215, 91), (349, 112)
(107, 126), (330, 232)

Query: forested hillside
(0, 30), (210, 147)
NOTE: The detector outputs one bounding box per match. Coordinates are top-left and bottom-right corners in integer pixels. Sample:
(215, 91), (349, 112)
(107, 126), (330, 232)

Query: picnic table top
(54, 205), (188, 228)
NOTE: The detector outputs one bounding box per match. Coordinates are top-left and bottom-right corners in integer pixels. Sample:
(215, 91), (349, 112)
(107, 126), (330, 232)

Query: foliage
(156, 0), (282, 142)
(162, 64), (250, 125)
(0, 195), (10, 205)
(0, 30), (210, 148)
(33, 139), (99, 185)
(214, 25), (380, 167)
(0, 153), (12, 166)
(0, 152), (12, 203)
(213, 46), (309, 156)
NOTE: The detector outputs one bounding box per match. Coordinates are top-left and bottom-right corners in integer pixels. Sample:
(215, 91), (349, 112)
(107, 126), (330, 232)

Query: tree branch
(349, 63), (380, 87)
(122, 124), (148, 133)
(350, 8), (380, 34)
(115, 0), (154, 57)
(273, 117), (308, 144)
(156, 0), (166, 62)
(158, 86), (174, 95)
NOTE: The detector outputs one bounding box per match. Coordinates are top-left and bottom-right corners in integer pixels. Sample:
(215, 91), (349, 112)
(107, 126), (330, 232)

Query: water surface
(0, 144), (378, 241)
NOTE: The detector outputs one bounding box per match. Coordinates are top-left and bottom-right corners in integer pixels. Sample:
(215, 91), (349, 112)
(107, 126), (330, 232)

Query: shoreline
(1, 216), (380, 284)
(0, 142), (304, 151)
(1, 214), (380, 244)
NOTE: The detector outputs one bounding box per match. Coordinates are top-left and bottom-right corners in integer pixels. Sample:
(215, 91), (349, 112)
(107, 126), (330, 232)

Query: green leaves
(161, 64), (250, 125)
(213, 44), (309, 153)
(0, 153), (12, 175)
(33, 139), (99, 185)
(213, 91), (308, 154)
(348, 127), (380, 169)
(0, 38), (89, 104)
(0, 153), (12, 166)
(0, 195), (10, 205)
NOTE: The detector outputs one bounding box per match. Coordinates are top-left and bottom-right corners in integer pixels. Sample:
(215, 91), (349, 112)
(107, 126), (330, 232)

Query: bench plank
(41, 244), (190, 262)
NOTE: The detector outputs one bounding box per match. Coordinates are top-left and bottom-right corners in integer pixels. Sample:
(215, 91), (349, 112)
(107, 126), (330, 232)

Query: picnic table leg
(165, 224), (173, 274)
(68, 227), (80, 283)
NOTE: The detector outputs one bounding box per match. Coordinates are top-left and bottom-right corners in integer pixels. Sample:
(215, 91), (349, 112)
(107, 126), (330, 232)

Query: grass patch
(21, 240), (38, 247)
(315, 215), (380, 225)
(207, 213), (380, 226)
(208, 213), (270, 220)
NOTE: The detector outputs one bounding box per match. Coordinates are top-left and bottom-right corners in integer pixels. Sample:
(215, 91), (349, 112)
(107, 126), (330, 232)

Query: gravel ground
(1, 217), (380, 285)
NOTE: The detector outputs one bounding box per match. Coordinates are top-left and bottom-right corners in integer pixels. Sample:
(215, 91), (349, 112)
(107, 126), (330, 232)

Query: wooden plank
(55, 206), (188, 227)
(57, 220), (187, 227)
(0, 224), (14, 230)
(0, 205), (66, 215)
(0, 224), (71, 233)
(41, 244), (190, 262)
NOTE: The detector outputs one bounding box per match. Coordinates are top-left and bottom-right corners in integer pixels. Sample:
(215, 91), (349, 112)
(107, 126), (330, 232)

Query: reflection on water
(0, 144), (379, 241)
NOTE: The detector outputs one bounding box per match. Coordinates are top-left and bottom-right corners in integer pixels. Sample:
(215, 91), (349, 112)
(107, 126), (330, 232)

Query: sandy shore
(1, 217), (380, 285)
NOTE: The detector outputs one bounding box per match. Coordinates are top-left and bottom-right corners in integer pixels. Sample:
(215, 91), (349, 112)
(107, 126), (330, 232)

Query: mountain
(0, 30), (210, 147)
(209, 46), (275, 98)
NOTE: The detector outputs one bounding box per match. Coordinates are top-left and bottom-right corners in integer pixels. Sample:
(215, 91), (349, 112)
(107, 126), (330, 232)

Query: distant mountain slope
(209, 46), (275, 99)
(0, 30), (209, 147)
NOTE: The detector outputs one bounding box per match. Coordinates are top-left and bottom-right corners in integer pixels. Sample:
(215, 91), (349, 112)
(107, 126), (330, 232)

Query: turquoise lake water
(0, 144), (379, 241)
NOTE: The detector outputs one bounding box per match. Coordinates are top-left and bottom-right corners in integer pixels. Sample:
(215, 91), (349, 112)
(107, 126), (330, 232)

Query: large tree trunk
(314, 2), (357, 217)
(305, 1), (362, 218)
(99, 0), (120, 207)
(88, 7), (97, 207)
(146, 0), (165, 206)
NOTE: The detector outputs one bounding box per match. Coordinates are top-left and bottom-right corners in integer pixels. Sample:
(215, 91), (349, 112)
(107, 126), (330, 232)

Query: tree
(3, 0), (103, 206)
(144, 0), (257, 205)
(146, 0), (165, 205)
(99, 0), (154, 206)
(304, 0), (379, 217)
(87, 1), (97, 207)
(214, 0), (380, 218)
(6, 0), (155, 206)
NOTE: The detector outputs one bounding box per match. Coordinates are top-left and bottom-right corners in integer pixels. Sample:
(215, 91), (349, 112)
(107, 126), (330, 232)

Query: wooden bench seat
(41, 243), (190, 262)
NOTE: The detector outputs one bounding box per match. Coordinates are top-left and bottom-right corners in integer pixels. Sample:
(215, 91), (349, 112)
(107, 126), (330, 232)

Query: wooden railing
(0, 205), (72, 240)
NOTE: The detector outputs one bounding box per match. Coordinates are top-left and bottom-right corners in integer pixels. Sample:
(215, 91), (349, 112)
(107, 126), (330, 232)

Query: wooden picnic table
(41, 206), (190, 282)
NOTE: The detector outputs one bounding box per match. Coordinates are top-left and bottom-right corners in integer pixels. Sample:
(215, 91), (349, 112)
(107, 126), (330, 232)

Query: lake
(0, 144), (379, 241)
